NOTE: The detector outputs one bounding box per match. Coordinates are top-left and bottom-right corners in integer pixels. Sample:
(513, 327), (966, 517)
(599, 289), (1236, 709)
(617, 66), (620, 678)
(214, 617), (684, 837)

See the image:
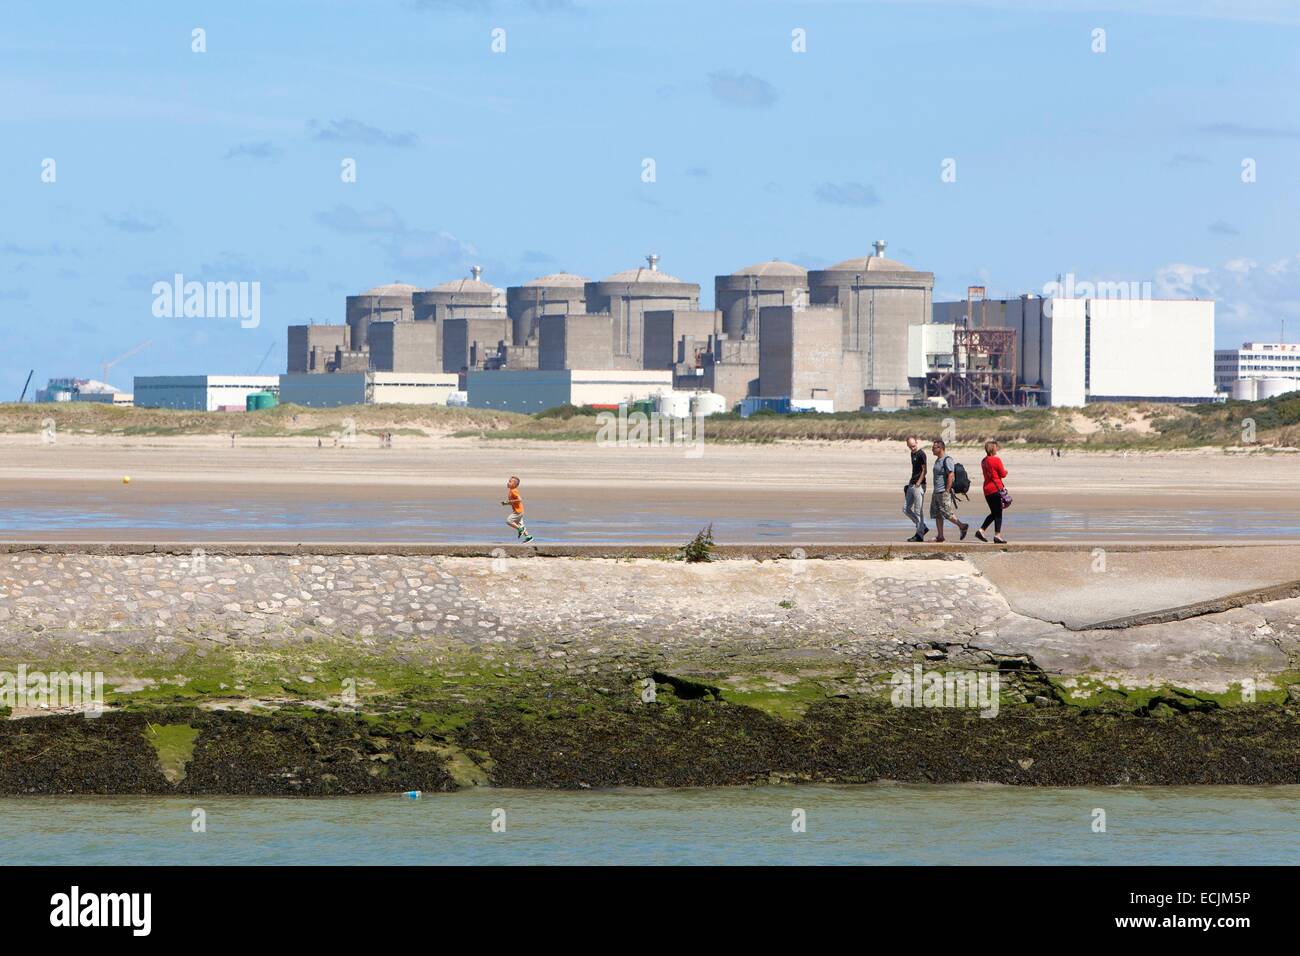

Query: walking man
(903, 436), (930, 542)
(929, 439), (969, 542)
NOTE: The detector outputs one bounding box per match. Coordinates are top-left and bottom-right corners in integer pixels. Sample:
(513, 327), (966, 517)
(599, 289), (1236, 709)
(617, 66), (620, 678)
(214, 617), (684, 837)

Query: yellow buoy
(122, 476), (131, 485)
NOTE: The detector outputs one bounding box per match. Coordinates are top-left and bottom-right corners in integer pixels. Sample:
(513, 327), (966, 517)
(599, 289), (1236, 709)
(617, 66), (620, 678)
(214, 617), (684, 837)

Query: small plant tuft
(679, 524), (715, 563)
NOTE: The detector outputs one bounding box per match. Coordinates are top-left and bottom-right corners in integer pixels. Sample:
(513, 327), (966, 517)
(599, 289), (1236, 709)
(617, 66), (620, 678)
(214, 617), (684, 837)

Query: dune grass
(5, 393), (1299, 450)
(0, 402), (527, 437)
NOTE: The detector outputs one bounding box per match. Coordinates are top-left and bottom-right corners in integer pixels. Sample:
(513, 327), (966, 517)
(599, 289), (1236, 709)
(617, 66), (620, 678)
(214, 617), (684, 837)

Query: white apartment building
(1214, 342), (1300, 398)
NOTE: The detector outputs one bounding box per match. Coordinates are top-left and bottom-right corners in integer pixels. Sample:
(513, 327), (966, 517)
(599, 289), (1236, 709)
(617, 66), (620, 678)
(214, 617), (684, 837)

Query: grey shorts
(930, 491), (958, 520)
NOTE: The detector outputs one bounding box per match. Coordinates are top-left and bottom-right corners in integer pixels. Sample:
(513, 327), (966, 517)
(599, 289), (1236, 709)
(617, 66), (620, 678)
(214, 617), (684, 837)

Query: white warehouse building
(278, 372), (460, 407)
(133, 375), (280, 411)
(466, 369), (673, 414)
(1214, 342), (1300, 399)
(930, 296), (1217, 407)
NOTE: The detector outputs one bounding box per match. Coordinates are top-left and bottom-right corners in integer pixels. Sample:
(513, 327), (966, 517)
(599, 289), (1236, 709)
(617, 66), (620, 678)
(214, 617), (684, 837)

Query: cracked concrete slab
(976, 606), (1296, 693)
(968, 546), (1300, 630)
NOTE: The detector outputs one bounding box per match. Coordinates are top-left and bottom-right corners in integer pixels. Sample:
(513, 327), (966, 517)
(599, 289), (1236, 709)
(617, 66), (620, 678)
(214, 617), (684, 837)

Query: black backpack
(950, 461), (971, 497)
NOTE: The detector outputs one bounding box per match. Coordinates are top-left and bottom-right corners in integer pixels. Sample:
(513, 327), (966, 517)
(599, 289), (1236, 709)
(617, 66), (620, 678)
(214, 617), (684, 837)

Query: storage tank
(506, 272), (587, 347)
(806, 239), (934, 409)
(656, 391), (693, 418)
(245, 392), (278, 411)
(1231, 379), (1257, 401)
(690, 391), (728, 417)
(585, 255), (700, 368)
(1257, 377), (1300, 400)
(715, 260), (808, 341)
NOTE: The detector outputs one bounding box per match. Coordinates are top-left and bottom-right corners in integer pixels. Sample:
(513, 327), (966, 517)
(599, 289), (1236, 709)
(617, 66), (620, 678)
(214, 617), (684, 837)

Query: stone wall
(0, 553), (1004, 672)
(0, 550), (1296, 692)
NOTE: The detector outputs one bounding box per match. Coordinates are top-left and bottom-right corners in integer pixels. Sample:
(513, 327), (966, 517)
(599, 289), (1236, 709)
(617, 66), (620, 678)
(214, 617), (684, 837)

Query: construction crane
(252, 342), (277, 375)
(101, 340), (152, 388)
(17, 370), (33, 403)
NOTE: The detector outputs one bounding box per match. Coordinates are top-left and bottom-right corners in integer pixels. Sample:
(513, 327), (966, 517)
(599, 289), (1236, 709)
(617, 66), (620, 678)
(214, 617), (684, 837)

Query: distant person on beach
(502, 475), (533, 543)
(903, 436), (930, 542)
(929, 439), (969, 542)
(975, 441), (1009, 544)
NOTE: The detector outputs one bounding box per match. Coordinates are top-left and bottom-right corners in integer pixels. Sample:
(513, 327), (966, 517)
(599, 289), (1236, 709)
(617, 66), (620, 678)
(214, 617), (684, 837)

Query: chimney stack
(873, 240), (887, 258)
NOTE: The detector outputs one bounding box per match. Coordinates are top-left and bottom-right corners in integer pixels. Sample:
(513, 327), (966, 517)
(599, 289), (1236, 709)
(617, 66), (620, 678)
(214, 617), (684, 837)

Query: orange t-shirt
(508, 487), (523, 514)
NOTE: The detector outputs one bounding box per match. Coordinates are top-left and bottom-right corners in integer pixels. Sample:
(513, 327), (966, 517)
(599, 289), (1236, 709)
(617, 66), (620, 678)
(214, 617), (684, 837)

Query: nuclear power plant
(277, 241), (1220, 412)
(286, 242), (939, 411)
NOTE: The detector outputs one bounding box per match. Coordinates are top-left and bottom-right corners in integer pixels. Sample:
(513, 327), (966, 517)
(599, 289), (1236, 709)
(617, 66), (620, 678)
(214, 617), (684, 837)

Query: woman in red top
(975, 440), (1008, 544)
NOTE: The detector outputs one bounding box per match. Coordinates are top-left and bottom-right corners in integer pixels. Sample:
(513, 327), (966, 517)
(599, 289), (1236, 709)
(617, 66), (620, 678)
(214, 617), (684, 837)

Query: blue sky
(3, 0), (1299, 394)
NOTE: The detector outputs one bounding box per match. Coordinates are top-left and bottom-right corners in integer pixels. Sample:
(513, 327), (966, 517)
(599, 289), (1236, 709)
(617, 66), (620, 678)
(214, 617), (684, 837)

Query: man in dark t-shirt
(904, 436), (930, 542)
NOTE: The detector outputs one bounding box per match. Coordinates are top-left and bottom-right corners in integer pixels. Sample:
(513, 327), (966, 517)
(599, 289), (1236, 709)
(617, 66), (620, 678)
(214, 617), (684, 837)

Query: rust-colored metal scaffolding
(926, 287), (1021, 407)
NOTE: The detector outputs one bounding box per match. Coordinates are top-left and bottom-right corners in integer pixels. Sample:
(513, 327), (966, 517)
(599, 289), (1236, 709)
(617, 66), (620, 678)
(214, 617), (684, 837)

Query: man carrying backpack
(929, 439), (970, 542)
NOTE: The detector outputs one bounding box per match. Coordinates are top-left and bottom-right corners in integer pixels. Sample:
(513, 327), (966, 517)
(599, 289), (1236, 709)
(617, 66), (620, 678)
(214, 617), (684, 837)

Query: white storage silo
(1257, 377), (1300, 400)
(657, 391), (693, 418)
(690, 391), (728, 417)
(1231, 379), (1257, 401)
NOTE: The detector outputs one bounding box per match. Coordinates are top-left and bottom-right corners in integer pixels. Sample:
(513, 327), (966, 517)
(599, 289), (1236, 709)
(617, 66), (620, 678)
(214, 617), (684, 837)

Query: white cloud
(1156, 254), (1300, 340)
(313, 203), (482, 278)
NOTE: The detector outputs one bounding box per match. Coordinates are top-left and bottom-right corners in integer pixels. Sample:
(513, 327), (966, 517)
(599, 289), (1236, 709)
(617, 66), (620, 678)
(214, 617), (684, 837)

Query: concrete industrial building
(443, 315), (511, 373)
(304, 270), (511, 378)
(694, 337), (761, 409)
(35, 378), (133, 405)
(288, 324), (350, 373)
(643, 309), (718, 371)
(807, 241), (934, 409)
(715, 260), (808, 341)
(272, 243), (1220, 414)
(758, 306), (863, 411)
(70, 390), (134, 406)
(368, 321), (439, 374)
(655, 259), (810, 410)
(345, 283), (418, 354)
(466, 369), (672, 414)
(279, 372), (459, 407)
(134, 375), (280, 411)
(539, 313), (615, 371)
(931, 295), (1217, 406)
(1214, 342), (1300, 399)
(907, 324), (957, 380)
(583, 256), (700, 369)
(415, 267), (508, 373)
(506, 272), (587, 348)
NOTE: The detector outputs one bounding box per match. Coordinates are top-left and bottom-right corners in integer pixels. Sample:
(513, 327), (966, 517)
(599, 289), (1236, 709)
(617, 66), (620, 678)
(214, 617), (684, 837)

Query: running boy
(502, 475), (533, 542)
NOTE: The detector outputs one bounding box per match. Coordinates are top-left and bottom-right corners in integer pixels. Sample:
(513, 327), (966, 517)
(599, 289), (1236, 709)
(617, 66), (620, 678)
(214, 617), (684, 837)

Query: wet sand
(1, 434), (1297, 543)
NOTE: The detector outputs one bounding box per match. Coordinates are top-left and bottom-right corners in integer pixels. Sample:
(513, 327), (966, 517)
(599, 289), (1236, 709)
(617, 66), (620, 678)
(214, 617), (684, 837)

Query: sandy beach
(0, 433), (1297, 542)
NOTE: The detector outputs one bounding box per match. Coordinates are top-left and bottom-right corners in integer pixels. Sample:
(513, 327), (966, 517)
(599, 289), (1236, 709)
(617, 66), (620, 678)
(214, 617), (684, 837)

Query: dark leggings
(981, 492), (1003, 533)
